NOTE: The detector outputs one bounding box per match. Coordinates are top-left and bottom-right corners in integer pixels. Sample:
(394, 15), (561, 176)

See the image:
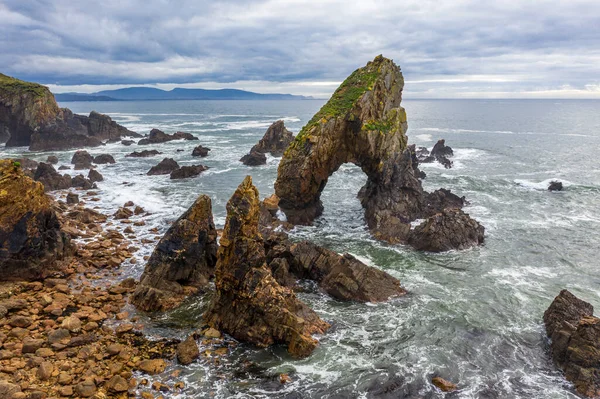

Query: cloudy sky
(1, 0), (599, 98)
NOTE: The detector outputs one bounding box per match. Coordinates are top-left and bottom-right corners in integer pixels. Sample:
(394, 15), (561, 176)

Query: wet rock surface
(240, 150), (267, 166)
(248, 120), (295, 157)
(0, 160), (73, 280)
(147, 158), (180, 175)
(93, 154), (116, 164)
(192, 145), (211, 157)
(170, 164), (208, 180)
(138, 128), (198, 145)
(548, 181), (563, 191)
(132, 195), (217, 312)
(71, 150), (94, 169)
(33, 162), (72, 192)
(204, 176), (329, 358)
(126, 149), (162, 158)
(544, 290), (600, 397)
(408, 209), (485, 252)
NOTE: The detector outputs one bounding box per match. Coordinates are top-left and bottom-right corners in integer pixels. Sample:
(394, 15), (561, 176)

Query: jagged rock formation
(240, 150), (267, 166)
(0, 160), (72, 280)
(192, 145), (211, 157)
(204, 176), (329, 358)
(544, 290), (600, 397)
(131, 195), (218, 312)
(275, 56), (408, 224)
(0, 73), (138, 150)
(418, 139), (454, 168)
(147, 158), (179, 175)
(33, 163), (72, 192)
(170, 165), (208, 180)
(548, 181), (563, 191)
(138, 129), (198, 145)
(408, 209), (485, 252)
(46, 155), (58, 164)
(264, 237), (406, 302)
(0, 74), (60, 146)
(88, 169), (103, 183)
(250, 120), (295, 157)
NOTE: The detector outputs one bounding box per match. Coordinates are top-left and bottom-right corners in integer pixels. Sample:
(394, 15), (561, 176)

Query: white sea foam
(514, 178), (573, 191)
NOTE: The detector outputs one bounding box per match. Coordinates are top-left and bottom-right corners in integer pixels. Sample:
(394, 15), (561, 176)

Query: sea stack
(204, 176), (329, 358)
(131, 195), (218, 312)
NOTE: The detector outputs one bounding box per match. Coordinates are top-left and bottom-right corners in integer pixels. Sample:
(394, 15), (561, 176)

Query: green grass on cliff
(0, 73), (49, 97)
(294, 64), (381, 143)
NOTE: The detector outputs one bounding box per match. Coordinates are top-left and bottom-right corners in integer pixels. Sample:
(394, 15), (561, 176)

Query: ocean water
(3, 99), (600, 398)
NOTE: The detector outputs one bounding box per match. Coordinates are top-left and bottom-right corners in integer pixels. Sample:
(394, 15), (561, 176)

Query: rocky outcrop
(88, 169), (103, 183)
(30, 109), (138, 151)
(192, 145), (210, 157)
(418, 139), (453, 168)
(138, 129), (198, 145)
(147, 158), (179, 175)
(93, 154), (115, 164)
(0, 74), (61, 147)
(544, 290), (600, 397)
(275, 56), (408, 224)
(408, 209), (485, 252)
(33, 163), (72, 192)
(46, 155), (58, 164)
(169, 165), (208, 180)
(0, 160), (72, 280)
(249, 120), (295, 156)
(131, 195), (218, 312)
(71, 175), (96, 190)
(265, 238), (406, 302)
(126, 150), (162, 158)
(240, 150), (267, 166)
(204, 176), (329, 358)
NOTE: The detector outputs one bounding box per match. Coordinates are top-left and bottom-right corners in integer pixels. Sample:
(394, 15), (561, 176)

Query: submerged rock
(88, 169), (103, 183)
(147, 158), (180, 175)
(93, 154), (115, 164)
(71, 175), (96, 190)
(126, 149), (162, 158)
(240, 150), (267, 166)
(204, 176), (329, 358)
(250, 120), (295, 156)
(275, 55), (408, 224)
(170, 165), (208, 180)
(132, 195), (218, 312)
(0, 159), (72, 280)
(192, 145), (211, 157)
(33, 162), (72, 192)
(408, 209), (485, 252)
(548, 181), (563, 191)
(544, 290), (600, 397)
(46, 155), (58, 164)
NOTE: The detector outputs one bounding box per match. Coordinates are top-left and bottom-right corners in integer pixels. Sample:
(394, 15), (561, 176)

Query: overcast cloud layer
(1, 0), (599, 98)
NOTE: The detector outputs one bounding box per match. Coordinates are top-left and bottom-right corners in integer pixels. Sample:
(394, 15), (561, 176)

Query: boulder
(275, 56), (408, 224)
(204, 176), (329, 358)
(46, 155), (58, 164)
(33, 162), (72, 192)
(544, 290), (600, 397)
(170, 165), (208, 180)
(432, 377), (457, 392)
(131, 195), (217, 312)
(121, 139), (135, 146)
(177, 335), (200, 365)
(71, 175), (95, 190)
(93, 154), (115, 164)
(548, 181), (563, 191)
(240, 150), (267, 166)
(147, 158), (179, 175)
(71, 150), (93, 169)
(250, 120), (295, 156)
(126, 149), (162, 158)
(0, 159), (72, 280)
(88, 169), (103, 183)
(408, 209), (485, 252)
(192, 145), (211, 157)
(430, 139), (454, 158)
(138, 129), (198, 145)
(66, 193), (79, 204)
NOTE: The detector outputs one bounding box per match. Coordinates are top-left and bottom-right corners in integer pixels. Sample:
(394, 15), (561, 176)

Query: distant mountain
(54, 87), (311, 101)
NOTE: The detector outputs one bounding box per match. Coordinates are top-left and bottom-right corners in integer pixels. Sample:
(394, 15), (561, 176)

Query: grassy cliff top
(295, 55), (395, 141)
(0, 73), (51, 98)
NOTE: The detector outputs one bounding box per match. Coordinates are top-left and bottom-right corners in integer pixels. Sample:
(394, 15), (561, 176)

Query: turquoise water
(3, 99), (600, 398)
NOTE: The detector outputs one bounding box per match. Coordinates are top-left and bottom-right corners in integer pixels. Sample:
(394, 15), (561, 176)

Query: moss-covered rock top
(0, 73), (52, 98)
(295, 55), (399, 141)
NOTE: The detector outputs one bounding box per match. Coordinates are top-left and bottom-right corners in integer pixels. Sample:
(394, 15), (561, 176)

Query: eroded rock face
(544, 290), (600, 398)
(170, 165), (208, 180)
(419, 139), (454, 168)
(240, 150), (267, 166)
(275, 55), (408, 224)
(71, 150), (93, 169)
(147, 158), (179, 175)
(0, 160), (72, 280)
(408, 209), (485, 252)
(33, 163), (72, 192)
(204, 176), (329, 358)
(250, 120), (294, 157)
(131, 195), (218, 312)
